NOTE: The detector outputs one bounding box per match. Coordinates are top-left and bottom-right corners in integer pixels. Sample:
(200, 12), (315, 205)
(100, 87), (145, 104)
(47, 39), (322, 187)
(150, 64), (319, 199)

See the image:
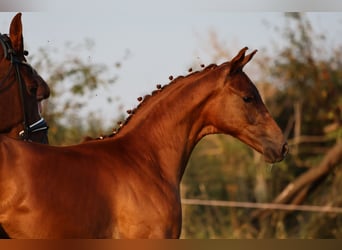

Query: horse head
(205, 47), (288, 163)
(0, 13), (50, 143)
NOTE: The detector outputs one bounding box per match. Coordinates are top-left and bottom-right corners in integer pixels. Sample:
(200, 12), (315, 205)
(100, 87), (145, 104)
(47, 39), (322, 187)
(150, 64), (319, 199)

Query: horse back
(0, 135), (118, 238)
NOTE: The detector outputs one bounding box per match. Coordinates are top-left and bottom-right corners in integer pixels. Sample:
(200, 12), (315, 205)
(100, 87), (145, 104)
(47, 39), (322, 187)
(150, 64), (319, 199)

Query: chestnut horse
(0, 13), (50, 238)
(0, 47), (288, 238)
(0, 13), (50, 143)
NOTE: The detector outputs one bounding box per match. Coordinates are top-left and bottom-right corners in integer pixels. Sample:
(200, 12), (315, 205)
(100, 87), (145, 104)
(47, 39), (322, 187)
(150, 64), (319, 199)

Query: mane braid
(93, 63), (219, 140)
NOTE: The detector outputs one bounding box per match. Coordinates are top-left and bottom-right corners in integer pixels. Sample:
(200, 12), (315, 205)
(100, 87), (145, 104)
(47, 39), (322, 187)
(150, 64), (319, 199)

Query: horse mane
(88, 63), (220, 141)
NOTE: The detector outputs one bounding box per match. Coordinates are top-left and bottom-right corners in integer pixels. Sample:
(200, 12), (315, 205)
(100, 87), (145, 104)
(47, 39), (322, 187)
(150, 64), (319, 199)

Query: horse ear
(9, 13), (24, 53)
(228, 47), (257, 75)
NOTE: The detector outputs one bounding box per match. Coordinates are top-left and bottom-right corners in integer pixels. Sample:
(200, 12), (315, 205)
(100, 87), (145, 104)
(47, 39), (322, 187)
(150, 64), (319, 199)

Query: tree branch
(252, 141), (342, 220)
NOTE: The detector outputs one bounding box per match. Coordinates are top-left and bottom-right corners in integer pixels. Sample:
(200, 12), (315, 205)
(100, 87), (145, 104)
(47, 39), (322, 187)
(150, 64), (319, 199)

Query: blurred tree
(181, 135), (256, 238)
(250, 13), (342, 238)
(28, 39), (126, 145)
(266, 13), (341, 155)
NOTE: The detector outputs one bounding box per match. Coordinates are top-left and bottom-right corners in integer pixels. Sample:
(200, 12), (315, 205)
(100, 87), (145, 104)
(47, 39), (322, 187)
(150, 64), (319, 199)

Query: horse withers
(0, 47), (287, 238)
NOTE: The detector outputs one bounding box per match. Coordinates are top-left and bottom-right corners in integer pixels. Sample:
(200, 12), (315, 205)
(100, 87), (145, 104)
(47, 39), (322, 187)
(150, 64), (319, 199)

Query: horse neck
(116, 67), (222, 185)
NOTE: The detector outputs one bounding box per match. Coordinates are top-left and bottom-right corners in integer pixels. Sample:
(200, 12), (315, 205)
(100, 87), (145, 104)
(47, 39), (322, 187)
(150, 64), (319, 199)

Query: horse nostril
(282, 142), (289, 157)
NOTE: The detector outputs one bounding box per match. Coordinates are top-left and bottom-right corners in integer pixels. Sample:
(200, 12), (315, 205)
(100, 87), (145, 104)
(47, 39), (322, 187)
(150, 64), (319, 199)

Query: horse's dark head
(207, 47), (288, 163)
(0, 13), (50, 143)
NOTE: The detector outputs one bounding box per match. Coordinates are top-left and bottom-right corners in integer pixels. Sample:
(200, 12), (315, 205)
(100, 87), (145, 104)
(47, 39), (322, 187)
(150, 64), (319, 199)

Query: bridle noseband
(0, 33), (48, 141)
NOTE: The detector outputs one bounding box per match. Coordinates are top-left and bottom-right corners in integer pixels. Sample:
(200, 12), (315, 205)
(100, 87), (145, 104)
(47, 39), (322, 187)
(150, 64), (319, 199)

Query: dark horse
(0, 13), (50, 143)
(0, 47), (288, 238)
(0, 13), (50, 238)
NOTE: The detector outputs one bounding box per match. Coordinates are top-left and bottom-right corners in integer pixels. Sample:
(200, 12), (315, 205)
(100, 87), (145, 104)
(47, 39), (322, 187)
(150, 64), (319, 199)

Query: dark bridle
(0, 33), (48, 141)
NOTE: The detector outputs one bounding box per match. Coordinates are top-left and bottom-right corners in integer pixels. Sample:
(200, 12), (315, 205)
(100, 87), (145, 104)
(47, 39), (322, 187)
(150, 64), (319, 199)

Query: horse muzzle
(263, 141), (289, 163)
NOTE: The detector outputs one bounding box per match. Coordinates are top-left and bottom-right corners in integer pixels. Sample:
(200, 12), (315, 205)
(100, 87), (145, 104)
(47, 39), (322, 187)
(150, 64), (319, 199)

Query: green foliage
(269, 13), (342, 138)
(29, 39), (120, 145)
(181, 135), (256, 238)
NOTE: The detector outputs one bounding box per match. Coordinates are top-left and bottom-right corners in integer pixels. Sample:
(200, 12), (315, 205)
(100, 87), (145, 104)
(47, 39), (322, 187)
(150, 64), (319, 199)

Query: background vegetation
(31, 13), (342, 238)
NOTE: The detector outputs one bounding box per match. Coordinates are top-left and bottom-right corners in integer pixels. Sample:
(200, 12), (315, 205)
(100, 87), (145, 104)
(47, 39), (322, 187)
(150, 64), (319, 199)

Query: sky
(1, 1), (342, 126)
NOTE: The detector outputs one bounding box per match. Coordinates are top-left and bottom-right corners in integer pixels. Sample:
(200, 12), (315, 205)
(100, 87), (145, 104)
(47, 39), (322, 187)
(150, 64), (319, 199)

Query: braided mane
(90, 63), (219, 141)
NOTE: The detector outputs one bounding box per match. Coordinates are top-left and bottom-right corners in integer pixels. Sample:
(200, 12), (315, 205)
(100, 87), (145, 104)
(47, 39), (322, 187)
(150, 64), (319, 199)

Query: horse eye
(243, 96), (253, 103)
(29, 87), (38, 95)
(24, 50), (29, 56)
